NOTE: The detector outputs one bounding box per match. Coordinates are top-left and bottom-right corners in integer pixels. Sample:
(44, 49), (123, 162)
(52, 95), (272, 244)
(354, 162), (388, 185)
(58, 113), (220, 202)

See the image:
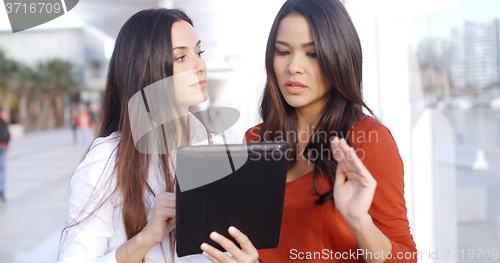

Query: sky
(409, 0), (500, 48)
(0, 0), (116, 58)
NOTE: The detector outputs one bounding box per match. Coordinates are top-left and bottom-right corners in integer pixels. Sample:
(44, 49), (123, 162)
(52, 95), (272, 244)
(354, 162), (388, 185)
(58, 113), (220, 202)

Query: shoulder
(350, 117), (415, 252)
(71, 132), (121, 190)
(243, 123), (263, 143)
(348, 115), (404, 180)
(80, 132), (121, 169)
(350, 115), (383, 133)
(348, 115), (403, 177)
(348, 115), (398, 150)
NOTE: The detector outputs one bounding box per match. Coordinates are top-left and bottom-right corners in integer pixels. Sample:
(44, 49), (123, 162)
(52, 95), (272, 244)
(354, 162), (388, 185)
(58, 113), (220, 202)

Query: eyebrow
(275, 40), (315, 47)
(173, 40), (202, 50)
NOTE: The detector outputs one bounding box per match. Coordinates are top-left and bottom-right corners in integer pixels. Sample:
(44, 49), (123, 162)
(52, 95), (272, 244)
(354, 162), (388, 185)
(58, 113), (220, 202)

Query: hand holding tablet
(175, 141), (290, 257)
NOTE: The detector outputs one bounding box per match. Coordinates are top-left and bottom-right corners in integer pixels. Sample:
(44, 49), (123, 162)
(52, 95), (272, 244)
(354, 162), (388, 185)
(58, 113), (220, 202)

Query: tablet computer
(175, 141), (290, 257)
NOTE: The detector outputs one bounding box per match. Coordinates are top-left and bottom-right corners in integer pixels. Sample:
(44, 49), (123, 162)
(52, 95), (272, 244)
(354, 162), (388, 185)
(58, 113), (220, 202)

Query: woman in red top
(200, 0), (416, 262)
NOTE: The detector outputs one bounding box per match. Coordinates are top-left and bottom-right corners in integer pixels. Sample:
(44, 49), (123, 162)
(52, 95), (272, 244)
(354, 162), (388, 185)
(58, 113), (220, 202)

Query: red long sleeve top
(244, 115), (417, 262)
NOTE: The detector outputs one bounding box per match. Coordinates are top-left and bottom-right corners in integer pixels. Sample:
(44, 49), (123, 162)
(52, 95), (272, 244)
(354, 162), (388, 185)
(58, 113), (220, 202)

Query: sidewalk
(0, 128), (93, 263)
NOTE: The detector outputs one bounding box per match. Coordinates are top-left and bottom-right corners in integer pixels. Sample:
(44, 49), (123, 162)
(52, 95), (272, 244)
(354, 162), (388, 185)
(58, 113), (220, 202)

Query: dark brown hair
(259, 0), (375, 204)
(60, 8), (209, 262)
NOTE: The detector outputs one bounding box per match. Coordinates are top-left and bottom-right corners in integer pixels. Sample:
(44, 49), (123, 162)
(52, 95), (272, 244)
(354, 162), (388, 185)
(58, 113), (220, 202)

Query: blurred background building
(449, 19), (500, 92)
(0, 13), (109, 134)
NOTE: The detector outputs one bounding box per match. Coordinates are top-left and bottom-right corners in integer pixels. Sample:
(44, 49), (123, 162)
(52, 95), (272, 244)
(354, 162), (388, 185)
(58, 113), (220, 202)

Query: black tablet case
(175, 142), (290, 257)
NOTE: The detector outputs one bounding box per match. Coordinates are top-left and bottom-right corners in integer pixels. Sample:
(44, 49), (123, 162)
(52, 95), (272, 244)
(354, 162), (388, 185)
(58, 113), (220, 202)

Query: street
(0, 128), (91, 263)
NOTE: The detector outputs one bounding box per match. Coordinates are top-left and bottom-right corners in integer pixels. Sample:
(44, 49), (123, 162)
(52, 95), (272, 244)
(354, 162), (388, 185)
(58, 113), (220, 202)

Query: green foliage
(0, 49), (19, 92)
(0, 49), (79, 95)
(36, 59), (79, 95)
(0, 47), (82, 127)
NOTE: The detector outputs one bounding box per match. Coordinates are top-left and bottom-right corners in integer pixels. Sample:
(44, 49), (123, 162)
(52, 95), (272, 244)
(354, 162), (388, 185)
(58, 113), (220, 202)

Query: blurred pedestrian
(77, 107), (91, 143)
(70, 107), (78, 144)
(89, 102), (99, 125)
(0, 110), (10, 202)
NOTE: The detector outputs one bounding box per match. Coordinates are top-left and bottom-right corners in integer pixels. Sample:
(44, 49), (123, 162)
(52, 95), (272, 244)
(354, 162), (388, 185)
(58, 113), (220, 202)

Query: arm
(332, 124), (416, 263)
(361, 125), (417, 262)
(58, 144), (176, 263)
(331, 137), (392, 263)
(115, 193), (176, 263)
(57, 153), (120, 263)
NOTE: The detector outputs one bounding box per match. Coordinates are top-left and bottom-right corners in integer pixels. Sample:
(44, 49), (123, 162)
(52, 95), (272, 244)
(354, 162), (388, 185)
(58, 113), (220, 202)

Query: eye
(307, 52), (317, 58)
(175, 55), (186, 62)
(275, 49), (290, 56)
(197, 50), (205, 57)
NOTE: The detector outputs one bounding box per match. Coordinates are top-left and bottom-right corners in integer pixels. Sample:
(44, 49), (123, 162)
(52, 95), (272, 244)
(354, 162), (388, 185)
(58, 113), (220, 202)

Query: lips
(190, 79), (207, 89)
(285, 80), (307, 95)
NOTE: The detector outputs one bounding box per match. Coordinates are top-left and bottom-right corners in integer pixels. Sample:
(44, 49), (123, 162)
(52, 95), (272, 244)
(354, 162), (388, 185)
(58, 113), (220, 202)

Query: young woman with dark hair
(200, 0), (417, 262)
(58, 8), (216, 263)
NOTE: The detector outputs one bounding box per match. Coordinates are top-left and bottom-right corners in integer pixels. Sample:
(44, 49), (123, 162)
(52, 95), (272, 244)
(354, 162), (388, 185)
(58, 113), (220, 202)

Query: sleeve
(354, 124), (417, 262)
(57, 147), (119, 263)
(243, 125), (262, 143)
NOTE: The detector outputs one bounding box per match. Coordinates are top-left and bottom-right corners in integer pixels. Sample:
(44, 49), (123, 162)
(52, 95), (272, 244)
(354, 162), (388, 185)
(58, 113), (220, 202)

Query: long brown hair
(60, 8), (210, 262)
(259, 0), (375, 204)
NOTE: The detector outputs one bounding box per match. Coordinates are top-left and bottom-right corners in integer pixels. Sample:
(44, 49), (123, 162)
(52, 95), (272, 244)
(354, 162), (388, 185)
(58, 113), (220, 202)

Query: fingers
(160, 208), (176, 221)
(201, 242), (231, 263)
(228, 226), (258, 253)
(208, 232), (244, 261)
(154, 192), (176, 219)
(331, 137), (353, 172)
(331, 137), (376, 186)
(334, 165), (347, 187)
(155, 192), (176, 208)
(202, 251), (222, 263)
(331, 137), (351, 159)
(347, 147), (370, 176)
(140, 193), (177, 246)
(330, 137), (361, 170)
(330, 136), (342, 158)
(201, 228), (260, 263)
(152, 192), (176, 224)
(166, 217), (176, 228)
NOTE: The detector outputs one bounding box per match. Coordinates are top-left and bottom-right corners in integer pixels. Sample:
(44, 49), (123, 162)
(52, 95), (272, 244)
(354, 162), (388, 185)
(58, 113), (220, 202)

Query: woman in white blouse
(58, 8), (216, 263)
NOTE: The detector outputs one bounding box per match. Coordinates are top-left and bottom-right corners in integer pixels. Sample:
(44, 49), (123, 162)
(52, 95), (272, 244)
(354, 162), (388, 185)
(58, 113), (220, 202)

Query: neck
(178, 106), (189, 117)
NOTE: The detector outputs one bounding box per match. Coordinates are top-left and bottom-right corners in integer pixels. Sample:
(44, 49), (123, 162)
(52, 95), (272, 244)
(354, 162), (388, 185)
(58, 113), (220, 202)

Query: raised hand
(330, 137), (377, 227)
(201, 226), (260, 263)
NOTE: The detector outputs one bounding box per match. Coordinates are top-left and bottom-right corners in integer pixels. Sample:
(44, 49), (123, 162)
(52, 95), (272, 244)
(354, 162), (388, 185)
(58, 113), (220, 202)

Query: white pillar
(346, 0), (446, 260)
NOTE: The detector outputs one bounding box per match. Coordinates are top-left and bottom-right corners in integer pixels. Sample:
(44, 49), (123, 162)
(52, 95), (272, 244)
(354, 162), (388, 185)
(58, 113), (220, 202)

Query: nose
(287, 54), (304, 75)
(195, 55), (206, 75)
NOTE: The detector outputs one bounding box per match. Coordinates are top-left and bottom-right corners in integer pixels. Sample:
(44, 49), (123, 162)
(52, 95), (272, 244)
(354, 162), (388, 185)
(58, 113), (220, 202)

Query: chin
(197, 93), (208, 104)
(186, 91), (208, 106)
(283, 96), (308, 109)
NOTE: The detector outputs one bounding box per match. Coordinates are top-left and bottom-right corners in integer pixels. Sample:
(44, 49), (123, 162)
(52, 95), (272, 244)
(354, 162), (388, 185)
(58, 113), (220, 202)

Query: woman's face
(273, 13), (331, 111)
(171, 20), (207, 108)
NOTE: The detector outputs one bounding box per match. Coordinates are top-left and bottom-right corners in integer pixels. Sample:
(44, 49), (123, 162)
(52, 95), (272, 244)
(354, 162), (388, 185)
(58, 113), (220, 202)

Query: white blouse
(58, 114), (228, 263)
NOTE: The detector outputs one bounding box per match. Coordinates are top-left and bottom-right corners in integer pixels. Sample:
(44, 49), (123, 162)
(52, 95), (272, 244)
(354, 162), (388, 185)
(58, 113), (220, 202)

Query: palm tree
(0, 51), (80, 130)
(0, 49), (20, 122)
(37, 59), (79, 128)
(12, 65), (36, 127)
